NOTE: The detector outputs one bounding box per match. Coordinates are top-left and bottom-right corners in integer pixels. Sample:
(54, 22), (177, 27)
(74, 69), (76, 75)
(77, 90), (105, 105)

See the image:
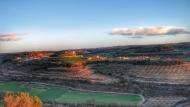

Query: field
(186, 57), (190, 62)
(63, 57), (87, 64)
(128, 63), (190, 84)
(0, 82), (141, 106)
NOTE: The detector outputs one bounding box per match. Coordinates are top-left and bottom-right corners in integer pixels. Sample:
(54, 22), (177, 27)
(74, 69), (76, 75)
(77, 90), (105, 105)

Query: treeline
(88, 59), (184, 65)
(16, 59), (73, 69)
(131, 59), (184, 65)
(133, 44), (174, 53)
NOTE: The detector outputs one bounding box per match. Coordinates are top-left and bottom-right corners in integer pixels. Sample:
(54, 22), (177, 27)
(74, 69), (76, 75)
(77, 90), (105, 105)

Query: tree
(1, 92), (43, 107)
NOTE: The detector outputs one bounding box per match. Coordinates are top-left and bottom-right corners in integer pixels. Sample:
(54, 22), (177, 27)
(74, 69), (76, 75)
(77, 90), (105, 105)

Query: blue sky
(0, 0), (190, 53)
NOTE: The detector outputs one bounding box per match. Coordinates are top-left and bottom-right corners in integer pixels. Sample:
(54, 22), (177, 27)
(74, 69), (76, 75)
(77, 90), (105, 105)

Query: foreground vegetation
(0, 82), (141, 106)
(0, 92), (43, 107)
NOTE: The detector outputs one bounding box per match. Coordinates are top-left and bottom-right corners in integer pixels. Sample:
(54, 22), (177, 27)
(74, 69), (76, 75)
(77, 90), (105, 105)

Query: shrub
(0, 92), (43, 107)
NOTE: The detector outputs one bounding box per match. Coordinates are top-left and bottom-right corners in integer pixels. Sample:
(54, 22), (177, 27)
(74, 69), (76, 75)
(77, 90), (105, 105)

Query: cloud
(128, 36), (144, 39)
(0, 33), (29, 41)
(110, 26), (190, 36)
(0, 33), (20, 41)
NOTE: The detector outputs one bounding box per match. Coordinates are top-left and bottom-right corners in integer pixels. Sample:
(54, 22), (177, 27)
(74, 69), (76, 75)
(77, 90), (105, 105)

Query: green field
(186, 57), (190, 62)
(0, 82), (141, 105)
(64, 57), (87, 64)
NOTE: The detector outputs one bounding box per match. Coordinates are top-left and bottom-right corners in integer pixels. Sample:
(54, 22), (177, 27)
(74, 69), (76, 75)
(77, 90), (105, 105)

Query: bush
(1, 92), (43, 107)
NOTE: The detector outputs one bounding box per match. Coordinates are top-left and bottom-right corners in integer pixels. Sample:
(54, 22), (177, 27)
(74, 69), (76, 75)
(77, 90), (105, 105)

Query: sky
(0, 0), (190, 53)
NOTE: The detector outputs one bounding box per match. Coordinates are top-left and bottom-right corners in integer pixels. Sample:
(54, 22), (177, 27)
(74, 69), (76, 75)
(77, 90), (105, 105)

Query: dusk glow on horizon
(0, 0), (190, 53)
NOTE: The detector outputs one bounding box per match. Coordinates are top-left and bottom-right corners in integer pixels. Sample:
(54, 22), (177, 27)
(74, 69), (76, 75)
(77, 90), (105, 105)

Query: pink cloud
(110, 26), (190, 36)
(0, 33), (22, 41)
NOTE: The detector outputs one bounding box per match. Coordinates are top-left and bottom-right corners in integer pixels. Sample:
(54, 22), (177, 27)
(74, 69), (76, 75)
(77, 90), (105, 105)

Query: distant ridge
(1, 42), (190, 54)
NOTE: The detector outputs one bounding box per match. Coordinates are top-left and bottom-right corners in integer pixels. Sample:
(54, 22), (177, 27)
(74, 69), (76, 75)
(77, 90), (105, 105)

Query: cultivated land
(0, 42), (190, 107)
(0, 82), (141, 106)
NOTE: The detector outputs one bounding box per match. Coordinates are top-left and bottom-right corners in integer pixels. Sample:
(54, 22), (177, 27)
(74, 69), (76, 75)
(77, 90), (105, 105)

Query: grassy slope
(0, 82), (140, 105)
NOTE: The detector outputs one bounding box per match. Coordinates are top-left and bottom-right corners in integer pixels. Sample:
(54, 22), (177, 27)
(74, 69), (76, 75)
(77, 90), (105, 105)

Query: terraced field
(0, 82), (141, 106)
(128, 63), (190, 84)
